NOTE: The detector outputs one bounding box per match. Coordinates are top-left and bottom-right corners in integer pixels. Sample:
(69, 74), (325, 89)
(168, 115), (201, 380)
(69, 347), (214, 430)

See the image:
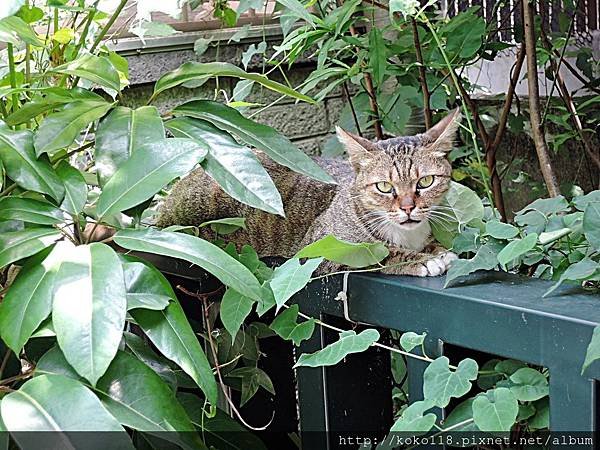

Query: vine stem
(7, 44), (19, 114)
(90, 0), (127, 53)
(410, 19), (432, 129)
(416, 13), (494, 206)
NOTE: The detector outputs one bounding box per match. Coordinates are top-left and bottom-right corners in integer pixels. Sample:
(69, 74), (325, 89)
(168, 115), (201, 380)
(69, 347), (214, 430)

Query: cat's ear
(336, 126), (378, 170)
(423, 108), (461, 156)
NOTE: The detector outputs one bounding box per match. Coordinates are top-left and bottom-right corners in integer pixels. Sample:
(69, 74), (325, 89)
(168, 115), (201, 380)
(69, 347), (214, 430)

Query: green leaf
(275, 0), (316, 26)
(573, 190), (600, 211)
(399, 331), (426, 352)
(124, 332), (178, 390)
(227, 366), (275, 406)
(445, 13), (485, 58)
(516, 195), (569, 216)
(368, 28), (386, 87)
(0, 197), (63, 225)
(166, 117), (284, 216)
(0, 121), (65, 202)
(122, 259), (173, 311)
(423, 356), (478, 407)
(270, 304), (315, 345)
(52, 243), (127, 385)
(444, 241), (502, 287)
(96, 138), (207, 218)
(96, 106), (166, 186)
(131, 300), (219, 405)
(34, 100), (114, 157)
(388, 0), (419, 17)
(153, 62), (314, 103)
(444, 181), (485, 226)
(508, 368), (548, 401)
(270, 257), (323, 310)
(389, 400), (436, 434)
(114, 228), (262, 301)
(0, 228), (61, 269)
(583, 202), (600, 251)
(296, 235), (389, 268)
(0, 243), (66, 354)
(485, 220), (519, 239)
(472, 388), (518, 432)
(444, 398), (479, 432)
(0, 15), (43, 46)
(0, 1), (24, 20)
(294, 329), (380, 368)
(200, 217), (246, 235)
(543, 257), (599, 297)
(497, 233), (538, 268)
(528, 398), (549, 430)
(56, 160), (87, 216)
(582, 325), (600, 374)
(173, 101), (335, 184)
(50, 54), (121, 92)
(1, 375), (133, 448)
(220, 288), (255, 339)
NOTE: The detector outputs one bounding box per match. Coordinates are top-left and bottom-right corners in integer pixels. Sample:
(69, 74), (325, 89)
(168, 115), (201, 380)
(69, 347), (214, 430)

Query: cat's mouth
(396, 218), (422, 228)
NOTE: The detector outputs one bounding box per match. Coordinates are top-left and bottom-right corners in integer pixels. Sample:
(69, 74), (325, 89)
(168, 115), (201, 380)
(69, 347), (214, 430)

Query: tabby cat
(157, 109), (461, 276)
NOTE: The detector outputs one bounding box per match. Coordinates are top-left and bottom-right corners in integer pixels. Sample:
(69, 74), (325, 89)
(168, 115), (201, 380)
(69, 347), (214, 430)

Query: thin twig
(343, 82), (363, 136)
(411, 19), (432, 129)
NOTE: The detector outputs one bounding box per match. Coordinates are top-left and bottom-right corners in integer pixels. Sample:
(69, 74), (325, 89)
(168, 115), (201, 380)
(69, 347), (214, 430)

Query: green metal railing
(294, 272), (600, 449)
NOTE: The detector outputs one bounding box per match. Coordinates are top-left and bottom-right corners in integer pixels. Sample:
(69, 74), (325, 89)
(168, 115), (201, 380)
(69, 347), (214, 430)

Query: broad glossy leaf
(0, 243), (67, 354)
(583, 202), (600, 251)
(96, 106), (166, 186)
(0, 228), (61, 269)
(389, 400), (436, 434)
(296, 235), (388, 268)
(220, 288), (255, 339)
(122, 259), (175, 311)
(1, 375), (133, 449)
(130, 300), (218, 405)
(56, 160), (87, 215)
(200, 217), (246, 235)
(96, 138), (207, 218)
(0, 1), (24, 20)
(0, 197), (63, 225)
(173, 101), (335, 184)
(124, 332), (178, 390)
(53, 243), (127, 385)
(270, 304), (315, 346)
(0, 15), (42, 46)
(294, 329), (380, 368)
(270, 257), (323, 309)
(508, 368), (548, 401)
(472, 388), (518, 432)
(165, 117), (284, 215)
(497, 233), (538, 268)
(0, 121), (65, 202)
(114, 228), (262, 300)
(34, 100), (113, 157)
(423, 356), (478, 407)
(51, 54), (121, 92)
(153, 62), (314, 103)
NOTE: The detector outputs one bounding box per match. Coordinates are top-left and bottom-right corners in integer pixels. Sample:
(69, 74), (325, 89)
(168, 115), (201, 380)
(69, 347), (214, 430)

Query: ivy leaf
(399, 331), (426, 352)
(443, 398), (479, 432)
(389, 400), (436, 434)
(543, 257), (599, 297)
(294, 329), (380, 368)
(241, 41), (267, 70)
(508, 368), (548, 401)
(226, 366), (275, 406)
(497, 233), (538, 268)
(528, 398), (549, 430)
(270, 304), (315, 346)
(485, 220), (519, 239)
(296, 235), (388, 268)
(270, 257), (323, 310)
(583, 202), (600, 251)
(423, 356), (478, 408)
(472, 388), (518, 432)
(444, 241), (502, 287)
(582, 325), (600, 374)
(220, 288), (255, 339)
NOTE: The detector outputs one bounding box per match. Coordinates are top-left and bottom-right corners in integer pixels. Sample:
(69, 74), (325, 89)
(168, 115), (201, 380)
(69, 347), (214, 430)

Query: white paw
(417, 252), (458, 277)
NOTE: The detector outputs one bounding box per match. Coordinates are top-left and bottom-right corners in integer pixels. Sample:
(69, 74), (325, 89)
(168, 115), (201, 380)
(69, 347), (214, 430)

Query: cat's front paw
(417, 251), (458, 277)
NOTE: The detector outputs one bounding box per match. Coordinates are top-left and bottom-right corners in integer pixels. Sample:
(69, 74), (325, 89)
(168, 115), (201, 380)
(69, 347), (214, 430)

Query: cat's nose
(400, 197), (415, 214)
(401, 205), (414, 214)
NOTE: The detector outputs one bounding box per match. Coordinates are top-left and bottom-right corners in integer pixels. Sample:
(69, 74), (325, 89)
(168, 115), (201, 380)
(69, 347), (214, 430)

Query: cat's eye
(417, 175), (435, 189)
(375, 181), (394, 193)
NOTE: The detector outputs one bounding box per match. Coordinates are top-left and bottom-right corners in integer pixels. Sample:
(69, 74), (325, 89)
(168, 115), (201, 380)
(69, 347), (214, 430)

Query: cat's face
(336, 109), (460, 232)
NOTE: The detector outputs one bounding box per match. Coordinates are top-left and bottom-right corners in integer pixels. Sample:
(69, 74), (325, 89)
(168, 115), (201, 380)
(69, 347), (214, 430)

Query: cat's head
(336, 108), (460, 232)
